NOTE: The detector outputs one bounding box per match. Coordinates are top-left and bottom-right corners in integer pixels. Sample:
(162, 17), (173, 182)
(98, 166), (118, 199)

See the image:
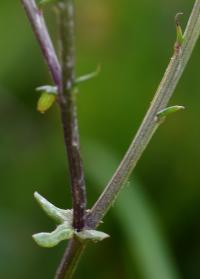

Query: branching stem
(56, 1), (200, 278)
(21, 0), (200, 279)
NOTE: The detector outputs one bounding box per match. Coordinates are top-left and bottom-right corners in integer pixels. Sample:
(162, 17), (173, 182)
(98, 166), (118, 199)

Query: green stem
(56, 1), (200, 278)
(87, 0), (200, 228)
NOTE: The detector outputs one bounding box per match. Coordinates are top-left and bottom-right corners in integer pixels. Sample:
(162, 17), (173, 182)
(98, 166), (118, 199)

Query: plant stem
(21, 0), (200, 278)
(21, 0), (61, 88)
(55, 238), (87, 279)
(57, 0), (87, 231)
(21, 0), (87, 232)
(56, 1), (200, 278)
(87, 0), (200, 228)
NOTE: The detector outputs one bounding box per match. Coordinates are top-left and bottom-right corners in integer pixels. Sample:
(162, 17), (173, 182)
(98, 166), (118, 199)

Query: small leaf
(37, 92), (56, 113)
(75, 65), (101, 85)
(75, 230), (110, 243)
(33, 224), (74, 248)
(34, 192), (73, 225)
(175, 13), (184, 46)
(36, 85), (57, 95)
(156, 105), (185, 120)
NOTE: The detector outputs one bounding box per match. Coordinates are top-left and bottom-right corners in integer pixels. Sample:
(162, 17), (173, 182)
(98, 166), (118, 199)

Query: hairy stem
(56, 1), (200, 278)
(57, 0), (87, 232)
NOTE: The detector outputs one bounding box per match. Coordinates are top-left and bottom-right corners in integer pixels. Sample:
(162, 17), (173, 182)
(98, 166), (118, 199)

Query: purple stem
(21, 0), (61, 88)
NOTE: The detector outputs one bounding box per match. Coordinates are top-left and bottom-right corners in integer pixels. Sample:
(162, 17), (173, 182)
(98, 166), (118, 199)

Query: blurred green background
(0, 0), (199, 278)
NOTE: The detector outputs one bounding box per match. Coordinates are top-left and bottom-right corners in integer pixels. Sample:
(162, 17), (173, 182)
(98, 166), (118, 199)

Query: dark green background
(0, 1), (199, 278)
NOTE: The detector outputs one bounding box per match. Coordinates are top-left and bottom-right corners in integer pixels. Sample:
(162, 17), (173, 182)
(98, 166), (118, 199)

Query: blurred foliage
(0, 0), (200, 278)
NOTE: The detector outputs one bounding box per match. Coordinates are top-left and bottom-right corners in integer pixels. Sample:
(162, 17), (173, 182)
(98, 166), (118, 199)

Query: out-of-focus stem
(21, 0), (61, 88)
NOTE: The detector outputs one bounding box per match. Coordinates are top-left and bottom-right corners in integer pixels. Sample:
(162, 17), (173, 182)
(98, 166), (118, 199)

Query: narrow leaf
(36, 85), (57, 95)
(75, 65), (101, 85)
(156, 105), (185, 120)
(34, 192), (73, 225)
(175, 13), (184, 46)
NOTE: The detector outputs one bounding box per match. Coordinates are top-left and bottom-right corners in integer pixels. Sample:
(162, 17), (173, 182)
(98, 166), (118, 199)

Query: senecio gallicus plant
(20, 0), (200, 278)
